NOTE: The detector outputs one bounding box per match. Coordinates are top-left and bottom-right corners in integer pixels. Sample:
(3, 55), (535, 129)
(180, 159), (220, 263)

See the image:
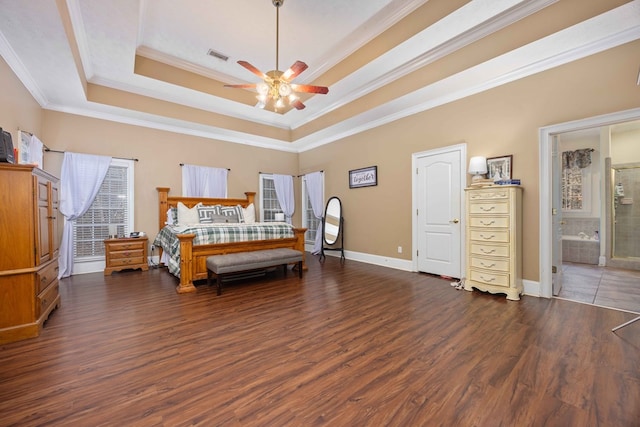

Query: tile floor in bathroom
(558, 262), (640, 313)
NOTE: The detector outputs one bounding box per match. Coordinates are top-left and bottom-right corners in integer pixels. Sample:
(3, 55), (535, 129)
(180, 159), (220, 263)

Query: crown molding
(0, 31), (48, 107)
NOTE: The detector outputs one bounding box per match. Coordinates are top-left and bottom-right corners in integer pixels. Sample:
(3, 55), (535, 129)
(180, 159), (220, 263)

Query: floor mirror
(320, 196), (345, 262)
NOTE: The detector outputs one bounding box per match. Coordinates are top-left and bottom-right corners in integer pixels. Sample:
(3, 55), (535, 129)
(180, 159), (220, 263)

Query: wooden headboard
(156, 187), (256, 232)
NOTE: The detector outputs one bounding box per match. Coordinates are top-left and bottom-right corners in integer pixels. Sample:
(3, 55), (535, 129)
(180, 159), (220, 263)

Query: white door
(552, 135), (563, 295)
(416, 149), (463, 278)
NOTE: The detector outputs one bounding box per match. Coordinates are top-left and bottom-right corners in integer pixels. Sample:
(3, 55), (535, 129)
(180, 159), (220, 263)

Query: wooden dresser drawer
(469, 229), (509, 243)
(470, 256), (510, 272)
(109, 256), (145, 267)
(108, 241), (145, 252)
(36, 260), (59, 294)
(470, 243), (510, 258)
(37, 282), (59, 318)
(110, 248), (144, 259)
(469, 269), (510, 288)
(468, 189), (510, 201)
(468, 217), (509, 228)
(469, 202), (509, 215)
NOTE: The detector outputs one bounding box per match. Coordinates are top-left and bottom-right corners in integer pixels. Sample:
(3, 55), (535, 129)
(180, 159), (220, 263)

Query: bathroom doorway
(554, 120), (640, 313)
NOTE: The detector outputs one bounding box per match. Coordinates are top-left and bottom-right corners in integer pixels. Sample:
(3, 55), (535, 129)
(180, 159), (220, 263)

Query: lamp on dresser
(468, 156), (488, 184)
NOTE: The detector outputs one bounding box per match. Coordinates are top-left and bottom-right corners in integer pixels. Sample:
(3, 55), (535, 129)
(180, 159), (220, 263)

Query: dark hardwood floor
(1, 256), (639, 426)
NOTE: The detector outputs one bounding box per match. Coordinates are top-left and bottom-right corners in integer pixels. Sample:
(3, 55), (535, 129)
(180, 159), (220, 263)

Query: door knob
(450, 219), (459, 224)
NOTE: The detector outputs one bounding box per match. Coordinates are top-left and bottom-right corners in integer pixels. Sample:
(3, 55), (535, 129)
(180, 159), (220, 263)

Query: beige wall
(299, 40), (640, 282)
(0, 57), (43, 155)
(2, 39), (639, 284)
(40, 112), (300, 238)
(612, 127), (640, 164)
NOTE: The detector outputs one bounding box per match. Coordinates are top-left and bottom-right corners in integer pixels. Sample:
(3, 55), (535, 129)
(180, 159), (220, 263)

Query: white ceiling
(0, 0), (639, 152)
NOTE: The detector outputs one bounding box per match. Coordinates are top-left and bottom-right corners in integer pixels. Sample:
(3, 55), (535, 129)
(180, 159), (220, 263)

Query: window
(73, 158), (134, 273)
(561, 148), (594, 214)
(301, 174), (322, 245)
(562, 167), (582, 210)
(259, 174), (283, 222)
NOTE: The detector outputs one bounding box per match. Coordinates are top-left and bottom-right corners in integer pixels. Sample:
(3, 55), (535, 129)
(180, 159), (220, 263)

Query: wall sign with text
(349, 166), (378, 188)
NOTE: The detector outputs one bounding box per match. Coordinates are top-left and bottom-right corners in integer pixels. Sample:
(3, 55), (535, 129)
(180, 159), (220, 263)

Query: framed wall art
(349, 166), (377, 188)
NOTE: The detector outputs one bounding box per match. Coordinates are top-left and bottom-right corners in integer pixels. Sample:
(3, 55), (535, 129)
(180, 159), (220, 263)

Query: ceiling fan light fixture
(224, 0), (328, 112)
(257, 82), (269, 95)
(278, 82), (292, 97)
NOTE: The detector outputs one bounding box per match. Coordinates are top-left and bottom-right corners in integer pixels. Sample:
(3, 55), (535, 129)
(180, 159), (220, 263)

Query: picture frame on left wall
(487, 155), (512, 181)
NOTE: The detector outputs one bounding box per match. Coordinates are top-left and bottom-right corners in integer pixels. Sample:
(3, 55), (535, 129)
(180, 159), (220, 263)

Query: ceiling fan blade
(291, 84), (329, 94)
(282, 61), (308, 81)
(224, 84), (257, 89)
(290, 99), (306, 110)
(237, 60), (268, 80)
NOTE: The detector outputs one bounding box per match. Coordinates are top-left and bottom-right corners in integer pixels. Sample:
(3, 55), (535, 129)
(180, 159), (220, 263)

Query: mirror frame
(320, 196), (345, 262)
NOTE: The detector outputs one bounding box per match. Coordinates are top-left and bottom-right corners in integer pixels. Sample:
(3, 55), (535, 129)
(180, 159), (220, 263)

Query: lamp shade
(468, 156), (488, 175)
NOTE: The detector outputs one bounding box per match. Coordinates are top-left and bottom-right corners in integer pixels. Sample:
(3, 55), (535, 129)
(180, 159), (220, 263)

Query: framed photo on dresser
(487, 155), (512, 181)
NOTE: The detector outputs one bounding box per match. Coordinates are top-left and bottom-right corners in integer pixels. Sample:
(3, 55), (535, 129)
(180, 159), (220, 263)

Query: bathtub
(562, 235), (599, 242)
(562, 234), (600, 265)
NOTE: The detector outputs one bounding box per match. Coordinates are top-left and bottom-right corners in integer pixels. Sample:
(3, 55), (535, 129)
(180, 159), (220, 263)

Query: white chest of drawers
(464, 186), (523, 300)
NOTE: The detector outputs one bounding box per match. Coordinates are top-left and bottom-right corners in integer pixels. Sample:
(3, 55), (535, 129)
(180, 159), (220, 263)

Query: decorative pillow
(242, 203), (256, 223)
(166, 207), (178, 225)
(220, 205), (245, 223)
(198, 205), (222, 223)
(205, 213), (239, 224)
(198, 204), (244, 223)
(177, 202), (201, 225)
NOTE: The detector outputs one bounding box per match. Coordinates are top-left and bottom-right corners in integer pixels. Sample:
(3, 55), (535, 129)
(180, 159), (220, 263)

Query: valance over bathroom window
(562, 148), (594, 170)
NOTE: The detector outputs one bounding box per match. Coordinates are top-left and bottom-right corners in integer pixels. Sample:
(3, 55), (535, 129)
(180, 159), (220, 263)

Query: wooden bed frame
(157, 187), (306, 294)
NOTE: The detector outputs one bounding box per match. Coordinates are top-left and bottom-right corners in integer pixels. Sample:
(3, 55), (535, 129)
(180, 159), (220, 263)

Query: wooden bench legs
(208, 261), (302, 296)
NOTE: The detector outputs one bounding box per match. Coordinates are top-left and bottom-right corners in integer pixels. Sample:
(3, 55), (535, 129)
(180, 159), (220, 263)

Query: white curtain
(58, 152), (112, 278)
(304, 171), (324, 254)
(182, 164), (228, 197)
(273, 174), (295, 224)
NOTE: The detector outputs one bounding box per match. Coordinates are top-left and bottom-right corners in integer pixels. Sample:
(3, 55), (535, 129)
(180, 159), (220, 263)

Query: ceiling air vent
(207, 49), (229, 62)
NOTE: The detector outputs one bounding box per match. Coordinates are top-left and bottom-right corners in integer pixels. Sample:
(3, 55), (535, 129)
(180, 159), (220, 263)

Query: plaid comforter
(153, 223), (295, 277)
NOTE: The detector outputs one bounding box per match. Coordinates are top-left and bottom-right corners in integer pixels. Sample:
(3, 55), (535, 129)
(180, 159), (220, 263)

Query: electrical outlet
(397, 246), (402, 254)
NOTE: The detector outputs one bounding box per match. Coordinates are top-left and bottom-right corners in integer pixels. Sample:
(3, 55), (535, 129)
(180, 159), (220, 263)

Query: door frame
(412, 143), (467, 273)
(539, 107), (640, 298)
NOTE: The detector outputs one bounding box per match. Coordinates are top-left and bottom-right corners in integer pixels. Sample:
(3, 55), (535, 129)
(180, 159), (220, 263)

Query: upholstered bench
(206, 248), (303, 295)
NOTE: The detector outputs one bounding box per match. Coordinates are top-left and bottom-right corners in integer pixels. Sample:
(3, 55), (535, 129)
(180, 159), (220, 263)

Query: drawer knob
(480, 234), (495, 240)
(480, 276), (495, 282)
(480, 220), (495, 226)
(480, 262), (496, 268)
(480, 248), (495, 254)
(479, 206), (495, 211)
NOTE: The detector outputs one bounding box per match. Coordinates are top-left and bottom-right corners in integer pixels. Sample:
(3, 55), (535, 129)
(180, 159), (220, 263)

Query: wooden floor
(1, 256), (639, 426)
(558, 262), (640, 313)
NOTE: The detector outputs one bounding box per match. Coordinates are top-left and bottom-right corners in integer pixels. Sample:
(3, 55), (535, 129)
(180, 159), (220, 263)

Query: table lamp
(468, 156), (488, 184)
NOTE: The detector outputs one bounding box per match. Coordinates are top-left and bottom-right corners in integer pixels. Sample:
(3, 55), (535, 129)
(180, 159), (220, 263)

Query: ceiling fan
(224, 0), (329, 111)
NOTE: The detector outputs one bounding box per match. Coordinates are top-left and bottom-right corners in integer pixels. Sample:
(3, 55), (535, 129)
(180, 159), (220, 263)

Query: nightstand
(104, 237), (149, 275)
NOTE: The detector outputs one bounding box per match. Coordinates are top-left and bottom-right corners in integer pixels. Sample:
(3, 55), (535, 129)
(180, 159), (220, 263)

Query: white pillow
(177, 202), (201, 225)
(243, 203), (256, 223)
